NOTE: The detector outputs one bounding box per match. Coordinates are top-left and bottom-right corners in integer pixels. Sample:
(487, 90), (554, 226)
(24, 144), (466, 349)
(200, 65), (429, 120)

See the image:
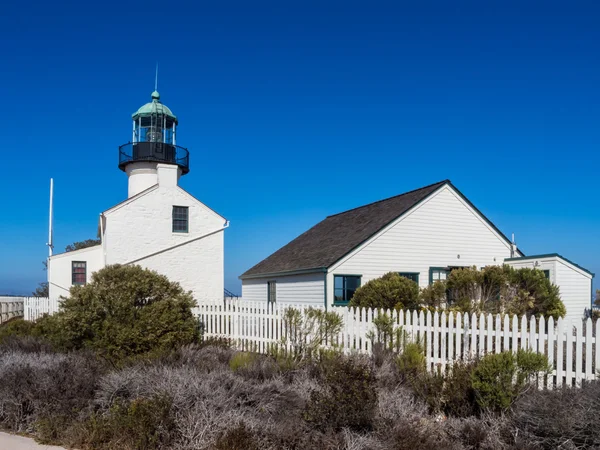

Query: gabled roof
(241, 180), (520, 279)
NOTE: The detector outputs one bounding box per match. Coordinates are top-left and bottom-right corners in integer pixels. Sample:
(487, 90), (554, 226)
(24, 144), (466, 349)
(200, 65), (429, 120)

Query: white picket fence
(197, 300), (600, 389)
(22, 297), (61, 321)
(0, 297), (25, 324)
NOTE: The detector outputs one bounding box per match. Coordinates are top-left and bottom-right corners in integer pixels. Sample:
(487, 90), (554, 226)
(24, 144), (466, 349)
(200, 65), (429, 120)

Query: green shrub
(349, 272), (420, 310)
(213, 423), (260, 450)
(367, 312), (405, 351)
(229, 352), (257, 372)
(35, 265), (200, 361)
(396, 342), (426, 377)
(79, 395), (175, 450)
(304, 355), (377, 432)
(471, 350), (550, 411)
(419, 280), (447, 309)
(440, 361), (478, 417)
(506, 267), (566, 319)
(0, 318), (39, 342)
(447, 267), (483, 308)
(280, 307), (343, 359)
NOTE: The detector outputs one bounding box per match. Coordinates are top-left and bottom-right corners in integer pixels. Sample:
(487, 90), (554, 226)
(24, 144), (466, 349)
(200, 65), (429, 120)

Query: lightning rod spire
(155, 63), (158, 92)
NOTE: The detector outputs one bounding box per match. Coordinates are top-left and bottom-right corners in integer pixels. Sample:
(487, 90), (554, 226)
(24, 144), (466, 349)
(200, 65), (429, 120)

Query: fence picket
(575, 320), (583, 385)
(18, 296), (594, 391)
(585, 318), (593, 381)
(566, 319), (573, 387)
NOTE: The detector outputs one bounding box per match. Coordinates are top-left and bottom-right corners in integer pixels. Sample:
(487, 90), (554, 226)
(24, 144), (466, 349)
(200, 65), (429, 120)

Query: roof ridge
(326, 179), (450, 218)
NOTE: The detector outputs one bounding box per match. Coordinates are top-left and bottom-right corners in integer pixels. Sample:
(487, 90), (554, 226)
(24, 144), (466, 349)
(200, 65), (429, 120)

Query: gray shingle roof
(240, 180), (450, 279)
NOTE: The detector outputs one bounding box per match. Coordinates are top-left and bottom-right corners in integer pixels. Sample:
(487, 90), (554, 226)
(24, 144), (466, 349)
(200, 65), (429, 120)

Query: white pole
(47, 178), (54, 257)
(173, 122), (176, 145)
(132, 119), (136, 143)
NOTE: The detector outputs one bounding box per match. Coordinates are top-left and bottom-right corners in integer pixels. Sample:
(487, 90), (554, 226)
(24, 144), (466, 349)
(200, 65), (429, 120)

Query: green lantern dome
(132, 90), (178, 124)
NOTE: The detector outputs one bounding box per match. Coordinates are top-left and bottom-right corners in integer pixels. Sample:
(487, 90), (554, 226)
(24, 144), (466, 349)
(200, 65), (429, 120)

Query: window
(429, 267), (450, 284)
(543, 270), (550, 279)
(334, 275), (361, 305)
(72, 261), (86, 285)
(399, 272), (419, 284)
(172, 206), (189, 233)
(267, 281), (276, 303)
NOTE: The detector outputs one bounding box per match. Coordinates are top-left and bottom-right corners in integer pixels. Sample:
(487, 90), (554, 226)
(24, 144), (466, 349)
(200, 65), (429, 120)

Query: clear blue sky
(0, 1), (598, 295)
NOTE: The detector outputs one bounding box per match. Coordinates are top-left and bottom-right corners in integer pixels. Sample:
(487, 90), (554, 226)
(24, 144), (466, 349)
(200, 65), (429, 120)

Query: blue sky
(0, 1), (598, 295)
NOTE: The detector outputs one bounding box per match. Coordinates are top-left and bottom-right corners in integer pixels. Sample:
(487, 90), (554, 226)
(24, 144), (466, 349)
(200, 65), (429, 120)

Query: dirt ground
(0, 432), (66, 450)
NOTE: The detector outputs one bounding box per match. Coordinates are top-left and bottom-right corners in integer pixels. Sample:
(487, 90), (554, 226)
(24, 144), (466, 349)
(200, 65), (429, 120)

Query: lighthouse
(118, 90), (190, 198)
(47, 85), (227, 303)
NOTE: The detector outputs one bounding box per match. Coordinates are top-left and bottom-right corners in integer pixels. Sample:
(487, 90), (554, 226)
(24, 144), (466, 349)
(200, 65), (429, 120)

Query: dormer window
(172, 206), (189, 233)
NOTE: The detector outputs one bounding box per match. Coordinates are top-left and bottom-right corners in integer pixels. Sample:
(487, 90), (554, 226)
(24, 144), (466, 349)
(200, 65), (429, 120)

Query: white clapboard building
(48, 90), (228, 303)
(240, 180), (594, 320)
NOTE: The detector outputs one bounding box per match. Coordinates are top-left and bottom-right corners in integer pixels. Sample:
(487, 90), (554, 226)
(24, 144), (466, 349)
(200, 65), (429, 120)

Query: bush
(0, 318), (39, 342)
(440, 361), (478, 418)
(0, 350), (104, 439)
(471, 350), (550, 411)
(304, 355), (377, 432)
(37, 264), (200, 360)
(512, 381), (600, 449)
(396, 342), (426, 378)
(280, 307), (343, 360)
(506, 267), (566, 319)
(212, 423), (260, 450)
(420, 280), (447, 309)
(349, 272), (420, 310)
(78, 395), (175, 450)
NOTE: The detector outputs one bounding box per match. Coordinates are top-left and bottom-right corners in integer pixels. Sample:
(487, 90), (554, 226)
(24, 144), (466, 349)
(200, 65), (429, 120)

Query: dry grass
(0, 338), (598, 449)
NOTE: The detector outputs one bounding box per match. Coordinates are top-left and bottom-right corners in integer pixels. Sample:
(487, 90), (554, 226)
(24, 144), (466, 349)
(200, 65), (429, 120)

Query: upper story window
(334, 275), (361, 305)
(172, 206), (189, 233)
(72, 261), (87, 285)
(399, 272), (419, 284)
(267, 281), (276, 303)
(429, 267), (450, 284)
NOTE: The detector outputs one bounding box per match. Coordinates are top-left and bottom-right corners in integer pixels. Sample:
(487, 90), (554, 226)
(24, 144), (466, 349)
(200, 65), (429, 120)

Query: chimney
(157, 163), (181, 188)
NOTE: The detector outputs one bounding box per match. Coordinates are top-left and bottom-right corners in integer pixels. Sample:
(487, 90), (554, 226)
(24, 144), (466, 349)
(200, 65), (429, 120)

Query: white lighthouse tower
(118, 90), (190, 197)
(48, 84), (227, 303)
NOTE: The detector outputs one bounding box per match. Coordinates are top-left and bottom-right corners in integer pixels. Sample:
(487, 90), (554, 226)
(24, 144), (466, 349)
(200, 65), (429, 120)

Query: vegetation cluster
(349, 266), (567, 319)
(1, 264), (597, 449)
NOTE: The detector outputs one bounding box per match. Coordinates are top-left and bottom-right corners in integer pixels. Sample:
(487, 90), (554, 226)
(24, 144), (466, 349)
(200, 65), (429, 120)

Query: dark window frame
(429, 267), (451, 285)
(333, 275), (362, 306)
(172, 206), (189, 233)
(543, 270), (550, 280)
(267, 280), (276, 303)
(398, 272), (420, 284)
(72, 261), (87, 285)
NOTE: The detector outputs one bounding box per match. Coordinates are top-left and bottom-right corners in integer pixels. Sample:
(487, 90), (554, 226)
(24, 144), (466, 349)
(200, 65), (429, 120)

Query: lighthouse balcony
(118, 142), (190, 174)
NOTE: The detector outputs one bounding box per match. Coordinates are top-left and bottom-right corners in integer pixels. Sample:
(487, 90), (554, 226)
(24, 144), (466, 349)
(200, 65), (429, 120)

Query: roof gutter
(240, 266), (327, 280)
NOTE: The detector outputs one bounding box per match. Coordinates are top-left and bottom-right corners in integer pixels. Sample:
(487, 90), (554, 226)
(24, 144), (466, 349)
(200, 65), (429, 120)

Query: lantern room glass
(133, 115), (176, 145)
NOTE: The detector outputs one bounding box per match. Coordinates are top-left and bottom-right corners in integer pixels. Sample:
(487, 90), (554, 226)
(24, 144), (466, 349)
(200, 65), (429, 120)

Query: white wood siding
(328, 185), (513, 308)
(242, 272), (325, 306)
(555, 260), (592, 321)
(48, 245), (104, 299)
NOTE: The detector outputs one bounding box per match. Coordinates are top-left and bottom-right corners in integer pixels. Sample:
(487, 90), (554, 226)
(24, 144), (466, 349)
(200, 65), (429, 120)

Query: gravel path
(0, 432), (66, 449)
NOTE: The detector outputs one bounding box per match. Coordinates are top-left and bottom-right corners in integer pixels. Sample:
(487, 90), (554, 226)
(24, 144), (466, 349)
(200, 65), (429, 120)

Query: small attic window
(172, 206), (189, 233)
